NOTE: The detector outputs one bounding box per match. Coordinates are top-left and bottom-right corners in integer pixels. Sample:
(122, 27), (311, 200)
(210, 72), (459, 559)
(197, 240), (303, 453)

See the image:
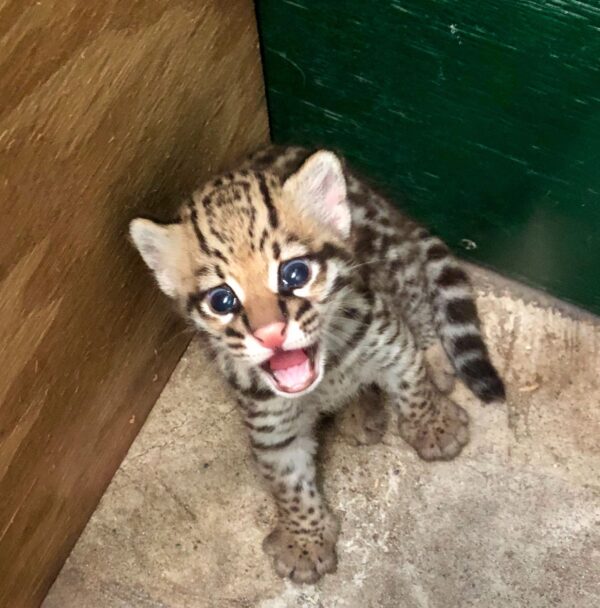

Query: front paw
(263, 513), (339, 583)
(399, 397), (469, 461)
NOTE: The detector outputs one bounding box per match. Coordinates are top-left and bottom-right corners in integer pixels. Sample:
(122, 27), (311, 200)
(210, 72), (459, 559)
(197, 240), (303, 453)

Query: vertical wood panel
(0, 1), (268, 605)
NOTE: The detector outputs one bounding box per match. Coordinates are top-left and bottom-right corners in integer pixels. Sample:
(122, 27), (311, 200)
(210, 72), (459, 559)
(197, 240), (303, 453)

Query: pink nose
(254, 322), (286, 349)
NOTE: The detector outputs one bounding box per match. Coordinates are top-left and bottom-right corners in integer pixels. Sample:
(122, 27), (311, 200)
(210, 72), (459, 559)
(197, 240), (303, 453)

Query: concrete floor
(45, 269), (600, 608)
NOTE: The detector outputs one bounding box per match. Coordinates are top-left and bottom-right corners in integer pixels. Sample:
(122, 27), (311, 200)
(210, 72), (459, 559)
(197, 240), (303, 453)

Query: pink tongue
(268, 349), (313, 391)
(269, 349), (308, 371)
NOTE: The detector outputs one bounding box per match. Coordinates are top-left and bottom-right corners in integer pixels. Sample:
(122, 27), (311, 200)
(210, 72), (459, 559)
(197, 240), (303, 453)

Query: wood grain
(0, 1), (268, 605)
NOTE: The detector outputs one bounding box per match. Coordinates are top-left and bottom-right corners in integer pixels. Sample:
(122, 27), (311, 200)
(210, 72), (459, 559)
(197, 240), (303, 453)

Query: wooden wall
(0, 1), (268, 605)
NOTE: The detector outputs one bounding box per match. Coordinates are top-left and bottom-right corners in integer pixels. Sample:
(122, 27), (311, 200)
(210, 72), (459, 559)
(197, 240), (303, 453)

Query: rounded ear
(282, 150), (351, 238)
(129, 218), (182, 298)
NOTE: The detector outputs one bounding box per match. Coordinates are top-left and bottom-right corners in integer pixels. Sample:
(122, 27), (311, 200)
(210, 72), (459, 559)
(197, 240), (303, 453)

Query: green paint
(256, 0), (600, 315)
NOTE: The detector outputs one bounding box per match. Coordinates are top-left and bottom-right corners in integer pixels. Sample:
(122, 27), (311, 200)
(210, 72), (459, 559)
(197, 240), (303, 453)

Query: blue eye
(280, 258), (311, 291)
(208, 285), (238, 314)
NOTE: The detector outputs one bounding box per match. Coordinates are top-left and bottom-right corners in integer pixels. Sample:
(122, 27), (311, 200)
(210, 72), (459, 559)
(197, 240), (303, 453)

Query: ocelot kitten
(130, 145), (505, 583)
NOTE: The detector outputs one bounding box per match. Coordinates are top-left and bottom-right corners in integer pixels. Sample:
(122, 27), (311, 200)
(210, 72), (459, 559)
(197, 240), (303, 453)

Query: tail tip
(459, 358), (506, 403)
(475, 374), (506, 404)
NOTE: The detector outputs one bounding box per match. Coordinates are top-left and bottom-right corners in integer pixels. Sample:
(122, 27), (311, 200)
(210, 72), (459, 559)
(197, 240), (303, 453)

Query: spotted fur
(129, 144), (505, 583)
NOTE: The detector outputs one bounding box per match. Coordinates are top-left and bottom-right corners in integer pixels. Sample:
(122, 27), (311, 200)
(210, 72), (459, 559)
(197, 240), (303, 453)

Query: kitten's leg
(247, 410), (338, 583)
(380, 325), (469, 461)
(336, 383), (389, 446)
(425, 341), (456, 394)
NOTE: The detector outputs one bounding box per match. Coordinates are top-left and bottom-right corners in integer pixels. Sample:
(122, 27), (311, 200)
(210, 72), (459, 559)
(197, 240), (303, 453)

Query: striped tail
(419, 232), (506, 403)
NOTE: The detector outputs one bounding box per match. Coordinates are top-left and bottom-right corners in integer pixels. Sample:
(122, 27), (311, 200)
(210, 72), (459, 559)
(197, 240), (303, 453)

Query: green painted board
(256, 0), (600, 315)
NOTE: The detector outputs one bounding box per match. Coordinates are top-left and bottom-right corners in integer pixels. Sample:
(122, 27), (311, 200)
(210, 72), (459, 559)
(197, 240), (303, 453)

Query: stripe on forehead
(187, 198), (211, 255)
(202, 180), (251, 205)
(187, 198), (230, 263)
(256, 173), (279, 229)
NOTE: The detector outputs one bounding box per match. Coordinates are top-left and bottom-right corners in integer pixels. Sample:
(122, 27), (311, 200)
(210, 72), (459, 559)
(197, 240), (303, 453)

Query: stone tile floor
(45, 269), (600, 607)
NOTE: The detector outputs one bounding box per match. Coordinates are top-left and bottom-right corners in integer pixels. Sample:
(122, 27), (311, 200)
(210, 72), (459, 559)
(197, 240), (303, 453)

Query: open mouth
(261, 344), (319, 394)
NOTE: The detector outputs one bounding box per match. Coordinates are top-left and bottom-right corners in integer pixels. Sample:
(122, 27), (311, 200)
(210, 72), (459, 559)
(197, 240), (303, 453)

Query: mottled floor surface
(45, 268), (600, 608)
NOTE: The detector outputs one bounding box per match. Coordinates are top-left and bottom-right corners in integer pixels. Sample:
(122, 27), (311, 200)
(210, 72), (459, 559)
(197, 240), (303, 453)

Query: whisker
(155, 325), (196, 353)
(343, 256), (392, 272)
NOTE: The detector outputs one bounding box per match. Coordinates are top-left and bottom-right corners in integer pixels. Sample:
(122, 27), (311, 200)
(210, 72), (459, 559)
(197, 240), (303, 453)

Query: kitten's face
(130, 151), (352, 398)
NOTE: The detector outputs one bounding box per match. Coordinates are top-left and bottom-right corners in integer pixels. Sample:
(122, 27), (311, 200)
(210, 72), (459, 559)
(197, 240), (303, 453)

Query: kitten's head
(130, 150), (353, 398)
